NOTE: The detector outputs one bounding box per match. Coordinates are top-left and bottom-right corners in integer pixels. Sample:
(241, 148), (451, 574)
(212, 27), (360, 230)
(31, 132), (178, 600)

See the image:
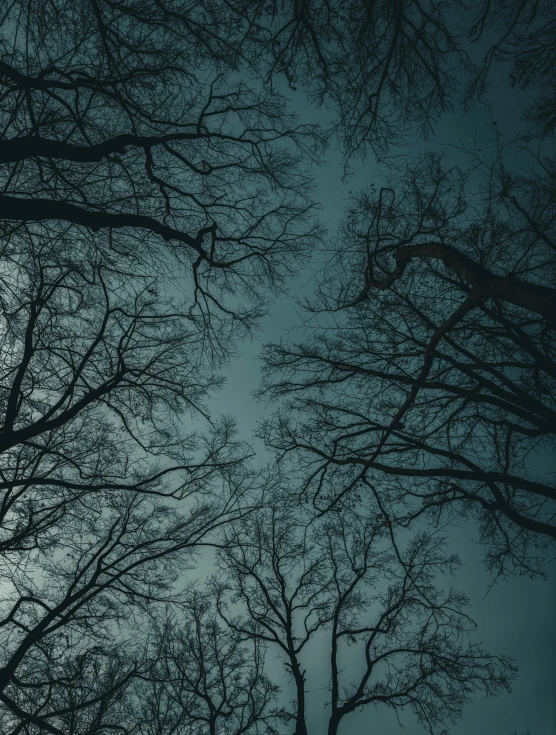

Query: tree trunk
(327, 713), (341, 735)
(292, 666), (308, 735)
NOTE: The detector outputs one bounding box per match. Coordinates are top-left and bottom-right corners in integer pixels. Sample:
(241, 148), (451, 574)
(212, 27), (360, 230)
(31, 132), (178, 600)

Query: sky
(205, 51), (556, 735)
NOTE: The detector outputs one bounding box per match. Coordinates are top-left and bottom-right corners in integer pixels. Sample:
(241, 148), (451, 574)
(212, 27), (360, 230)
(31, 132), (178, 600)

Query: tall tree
(215, 506), (334, 735)
(0, 2), (318, 731)
(0, 2), (550, 732)
(261, 141), (556, 576)
(215, 505), (514, 735)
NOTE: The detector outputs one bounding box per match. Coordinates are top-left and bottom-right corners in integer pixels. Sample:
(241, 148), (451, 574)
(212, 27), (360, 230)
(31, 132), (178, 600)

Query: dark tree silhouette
(132, 591), (282, 735)
(261, 141), (556, 577)
(215, 505), (514, 735)
(0, 643), (143, 735)
(215, 506), (334, 735)
(0, 477), (259, 734)
(218, 0), (555, 157)
(467, 0), (556, 136)
(0, 0), (319, 337)
(3, 0), (550, 177)
(233, 0), (465, 157)
(0, 2), (319, 732)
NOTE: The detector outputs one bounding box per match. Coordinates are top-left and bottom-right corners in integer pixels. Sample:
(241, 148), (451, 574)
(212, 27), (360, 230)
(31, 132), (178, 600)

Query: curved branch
(0, 692), (64, 735)
(355, 242), (556, 322)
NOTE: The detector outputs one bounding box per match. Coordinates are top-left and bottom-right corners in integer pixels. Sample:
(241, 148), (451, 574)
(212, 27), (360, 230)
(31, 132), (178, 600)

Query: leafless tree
(0, 642), (142, 735)
(467, 0), (556, 136)
(4, 0), (551, 175)
(215, 506), (334, 735)
(0, 89), (279, 728)
(0, 0), (320, 338)
(0, 470), (260, 734)
(215, 505), (514, 735)
(215, 0), (555, 158)
(233, 0), (465, 158)
(261, 140), (556, 577)
(0, 2), (547, 732)
(132, 590), (282, 735)
(0, 2), (320, 731)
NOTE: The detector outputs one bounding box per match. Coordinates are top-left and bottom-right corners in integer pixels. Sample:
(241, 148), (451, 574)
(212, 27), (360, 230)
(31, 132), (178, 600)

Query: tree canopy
(261, 141), (556, 577)
(0, 0), (554, 733)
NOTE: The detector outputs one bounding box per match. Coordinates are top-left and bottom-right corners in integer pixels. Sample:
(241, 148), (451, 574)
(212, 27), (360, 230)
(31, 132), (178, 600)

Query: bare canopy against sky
(0, 2), (554, 735)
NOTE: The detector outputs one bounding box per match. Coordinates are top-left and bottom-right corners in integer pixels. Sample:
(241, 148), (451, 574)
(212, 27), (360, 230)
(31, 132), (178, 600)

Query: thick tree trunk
(327, 713), (341, 735)
(394, 243), (556, 321)
(354, 241), (556, 323)
(292, 666), (308, 735)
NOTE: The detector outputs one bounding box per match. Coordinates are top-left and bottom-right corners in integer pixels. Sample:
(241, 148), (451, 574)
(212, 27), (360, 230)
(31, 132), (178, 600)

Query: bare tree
(0, 0), (320, 339)
(320, 514), (514, 735)
(215, 505), (514, 735)
(0, 215), (270, 731)
(261, 141), (556, 576)
(133, 590), (282, 735)
(3, 0), (550, 177)
(0, 2), (547, 732)
(466, 0), (556, 136)
(0, 3), (321, 731)
(0, 642), (143, 735)
(0, 473), (259, 734)
(233, 0), (465, 158)
(215, 506), (335, 735)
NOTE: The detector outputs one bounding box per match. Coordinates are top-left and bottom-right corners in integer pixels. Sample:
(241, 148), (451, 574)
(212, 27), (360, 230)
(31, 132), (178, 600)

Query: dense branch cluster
(0, 0), (553, 733)
(221, 0), (555, 156)
(0, 1), (316, 731)
(215, 506), (514, 735)
(0, 0), (321, 337)
(261, 144), (556, 576)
